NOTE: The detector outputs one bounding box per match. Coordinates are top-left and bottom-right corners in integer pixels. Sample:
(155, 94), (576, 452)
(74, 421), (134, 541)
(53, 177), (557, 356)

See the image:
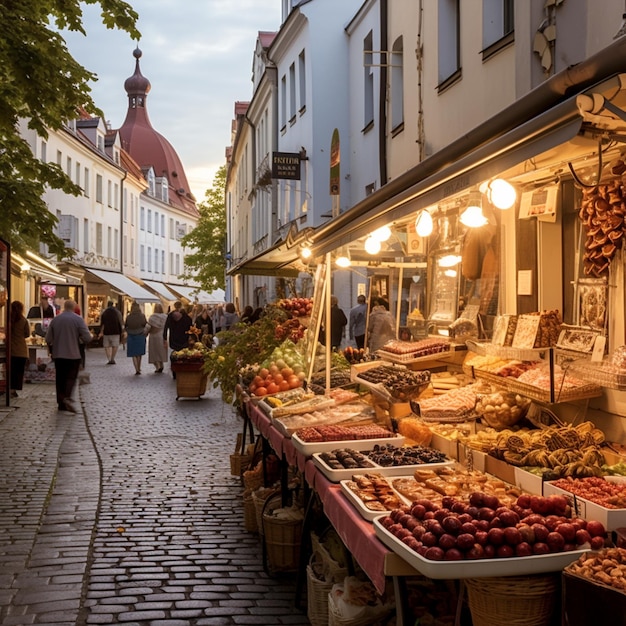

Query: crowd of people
(6, 292), (401, 411)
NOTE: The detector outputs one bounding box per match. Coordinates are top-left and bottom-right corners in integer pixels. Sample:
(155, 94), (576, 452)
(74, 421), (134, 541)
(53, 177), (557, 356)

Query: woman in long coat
(146, 302), (168, 373)
(124, 302), (147, 375)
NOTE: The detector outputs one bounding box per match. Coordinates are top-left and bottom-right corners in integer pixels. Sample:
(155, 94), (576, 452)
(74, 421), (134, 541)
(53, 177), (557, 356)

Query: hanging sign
(271, 152), (301, 180)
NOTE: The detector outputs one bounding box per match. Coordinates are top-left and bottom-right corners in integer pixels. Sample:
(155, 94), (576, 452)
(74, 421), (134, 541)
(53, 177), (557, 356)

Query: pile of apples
(277, 297), (313, 317)
(380, 492), (608, 562)
(248, 362), (306, 397)
(275, 317), (306, 343)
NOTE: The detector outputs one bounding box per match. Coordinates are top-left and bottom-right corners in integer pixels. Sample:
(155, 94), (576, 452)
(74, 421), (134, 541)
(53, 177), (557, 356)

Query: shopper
(145, 302), (168, 373)
(320, 295), (348, 350)
(195, 305), (214, 338)
(222, 302), (239, 330)
(45, 299), (93, 414)
(163, 301), (193, 376)
(124, 301), (148, 375)
(367, 297), (396, 352)
(349, 294), (368, 349)
(10, 300), (30, 398)
(99, 301), (123, 364)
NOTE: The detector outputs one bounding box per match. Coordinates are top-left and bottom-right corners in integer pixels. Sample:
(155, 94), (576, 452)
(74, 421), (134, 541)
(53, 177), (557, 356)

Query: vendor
(27, 296), (55, 337)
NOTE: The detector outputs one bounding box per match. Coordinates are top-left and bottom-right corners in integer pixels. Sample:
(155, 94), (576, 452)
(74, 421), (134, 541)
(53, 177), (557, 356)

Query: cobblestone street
(0, 347), (310, 625)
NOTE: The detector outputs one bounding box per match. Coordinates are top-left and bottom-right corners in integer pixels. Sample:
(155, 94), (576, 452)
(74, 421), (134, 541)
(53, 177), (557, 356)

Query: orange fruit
(255, 387), (268, 396)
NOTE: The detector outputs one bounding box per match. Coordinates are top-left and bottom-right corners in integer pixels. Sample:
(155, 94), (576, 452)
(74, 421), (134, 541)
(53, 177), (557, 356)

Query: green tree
(0, 0), (140, 256)
(180, 165), (227, 292)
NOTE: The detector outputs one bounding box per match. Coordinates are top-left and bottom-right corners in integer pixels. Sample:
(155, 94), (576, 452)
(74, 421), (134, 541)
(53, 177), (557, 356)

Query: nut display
(475, 387), (530, 429)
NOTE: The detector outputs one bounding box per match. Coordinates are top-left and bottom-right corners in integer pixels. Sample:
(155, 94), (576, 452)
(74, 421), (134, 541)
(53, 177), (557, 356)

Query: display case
(87, 294), (106, 327)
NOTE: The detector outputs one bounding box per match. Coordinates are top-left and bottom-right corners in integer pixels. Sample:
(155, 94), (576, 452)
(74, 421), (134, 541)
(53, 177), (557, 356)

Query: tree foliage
(0, 0), (140, 255)
(180, 165), (227, 292)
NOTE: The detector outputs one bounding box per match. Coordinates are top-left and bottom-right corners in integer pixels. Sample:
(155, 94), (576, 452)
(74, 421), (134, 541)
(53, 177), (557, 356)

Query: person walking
(349, 294), (368, 349)
(320, 295), (348, 350)
(163, 301), (193, 376)
(221, 302), (239, 330)
(124, 301), (148, 375)
(10, 300), (30, 398)
(367, 297), (396, 353)
(145, 302), (168, 373)
(99, 301), (123, 364)
(45, 299), (93, 413)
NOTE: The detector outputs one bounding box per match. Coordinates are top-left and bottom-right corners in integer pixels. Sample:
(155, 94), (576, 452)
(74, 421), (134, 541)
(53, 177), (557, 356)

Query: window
(123, 235), (127, 262)
(140, 206), (145, 231)
(66, 156), (72, 177)
(391, 36), (404, 132)
(147, 209), (152, 233)
(83, 218), (89, 253)
(96, 223), (103, 254)
(482, 0), (514, 55)
(56, 150), (62, 166)
(438, 0), (461, 87)
(175, 253), (180, 275)
(154, 211), (159, 236)
(154, 248), (159, 273)
(130, 238), (135, 265)
(161, 250), (165, 274)
(280, 74), (287, 130)
(75, 162), (81, 187)
(147, 246), (152, 272)
(169, 218), (174, 239)
(161, 215), (165, 236)
(123, 190), (128, 222)
(84, 167), (90, 197)
(97, 135), (104, 152)
(289, 62), (296, 123)
(40, 140), (47, 162)
(107, 226), (112, 257)
(114, 229), (119, 260)
(114, 183), (119, 210)
(170, 252), (174, 273)
(96, 174), (103, 203)
(363, 31), (374, 128)
(140, 245), (145, 271)
(107, 180), (112, 207)
(298, 50), (306, 113)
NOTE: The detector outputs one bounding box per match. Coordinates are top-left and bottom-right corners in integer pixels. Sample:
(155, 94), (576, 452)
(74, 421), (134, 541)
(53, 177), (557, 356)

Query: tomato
(273, 373), (284, 384)
(269, 364), (279, 375)
(248, 383), (257, 393)
(281, 367), (294, 379)
(253, 375), (264, 387)
(266, 382), (280, 395)
(255, 387), (268, 397)
(287, 375), (301, 389)
(278, 380), (290, 392)
(258, 368), (269, 378)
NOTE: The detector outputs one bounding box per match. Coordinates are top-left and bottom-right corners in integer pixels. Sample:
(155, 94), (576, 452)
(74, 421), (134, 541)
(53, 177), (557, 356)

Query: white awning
(167, 284), (225, 304)
(86, 269), (159, 303)
(141, 280), (180, 301)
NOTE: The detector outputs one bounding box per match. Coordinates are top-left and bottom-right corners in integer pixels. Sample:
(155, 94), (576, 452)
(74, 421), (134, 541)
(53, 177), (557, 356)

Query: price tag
(591, 335), (606, 362)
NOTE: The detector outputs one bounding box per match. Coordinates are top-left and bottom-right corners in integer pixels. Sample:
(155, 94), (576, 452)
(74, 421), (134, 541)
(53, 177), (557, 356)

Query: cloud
(62, 0), (280, 199)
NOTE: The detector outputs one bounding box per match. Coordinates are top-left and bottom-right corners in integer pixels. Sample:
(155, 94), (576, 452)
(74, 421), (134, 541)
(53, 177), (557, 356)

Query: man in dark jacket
(320, 295), (348, 350)
(99, 301), (123, 364)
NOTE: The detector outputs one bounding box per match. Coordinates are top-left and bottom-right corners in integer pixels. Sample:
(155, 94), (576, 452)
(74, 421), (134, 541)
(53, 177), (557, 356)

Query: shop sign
(272, 152), (301, 180)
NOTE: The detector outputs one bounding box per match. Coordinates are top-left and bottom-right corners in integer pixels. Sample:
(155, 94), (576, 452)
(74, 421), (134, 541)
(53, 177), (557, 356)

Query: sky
(62, 0), (282, 202)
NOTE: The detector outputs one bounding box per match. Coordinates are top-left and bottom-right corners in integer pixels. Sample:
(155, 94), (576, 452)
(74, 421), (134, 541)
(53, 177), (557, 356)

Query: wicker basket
(252, 487), (278, 536)
(262, 494), (303, 572)
(307, 557), (332, 626)
(465, 574), (559, 626)
(230, 433), (251, 477)
(242, 491), (258, 533)
(174, 367), (208, 399)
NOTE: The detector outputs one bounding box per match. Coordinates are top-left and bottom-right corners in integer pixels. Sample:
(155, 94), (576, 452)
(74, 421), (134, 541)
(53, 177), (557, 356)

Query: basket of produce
(465, 574), (559, 626)
(474, 386), (531, 429)
(262, 494), (304, 572)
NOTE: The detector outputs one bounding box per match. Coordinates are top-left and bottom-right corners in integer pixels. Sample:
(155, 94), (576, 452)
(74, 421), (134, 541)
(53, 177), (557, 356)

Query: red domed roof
(118, 48), (198, 217)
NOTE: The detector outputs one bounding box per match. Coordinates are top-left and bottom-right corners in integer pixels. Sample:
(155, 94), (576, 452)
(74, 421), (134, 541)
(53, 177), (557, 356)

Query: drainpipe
(119, 169), (127, 271)
(378, 0), (388, 186)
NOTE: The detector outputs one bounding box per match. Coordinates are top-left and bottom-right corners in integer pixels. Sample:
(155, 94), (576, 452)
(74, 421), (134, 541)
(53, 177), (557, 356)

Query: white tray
(373, 516), (586, 579)
(312, 452), (454, 483)
(340, 479), (411, 521)
(291, 433), (404, 456)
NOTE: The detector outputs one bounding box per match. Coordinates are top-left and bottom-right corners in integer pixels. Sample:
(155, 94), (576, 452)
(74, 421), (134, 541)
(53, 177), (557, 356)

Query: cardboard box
(430, 433), (459, 461)
(484, 454), (516, 485)
(543, 481), (626, 531)
(562, 570), (626, 626)
(514, 467), (544, 495)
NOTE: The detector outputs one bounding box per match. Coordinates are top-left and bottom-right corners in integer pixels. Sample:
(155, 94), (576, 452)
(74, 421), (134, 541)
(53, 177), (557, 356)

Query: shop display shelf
(291, 432), (404, 456)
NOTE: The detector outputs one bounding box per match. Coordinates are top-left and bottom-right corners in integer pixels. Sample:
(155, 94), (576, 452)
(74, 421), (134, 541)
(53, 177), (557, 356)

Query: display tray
(291, 433), (404, 456)
(373, 516), (586, 579)
(340, 480), (411, 521)
(375, 346), (455, 365)
(312, 452), (454, 482)
(472, 369), (603, 403)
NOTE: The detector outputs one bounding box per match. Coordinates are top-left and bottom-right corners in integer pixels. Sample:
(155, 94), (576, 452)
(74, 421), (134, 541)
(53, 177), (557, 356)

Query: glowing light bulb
(415, 210), (433, 237)
(488, 179), (517, 209)
(372, 225), (391, 242)
(364, 236), (381, 254)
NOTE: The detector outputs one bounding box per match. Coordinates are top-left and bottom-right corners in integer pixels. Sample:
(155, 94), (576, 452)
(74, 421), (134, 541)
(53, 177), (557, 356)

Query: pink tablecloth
(246, 399), (393, 594)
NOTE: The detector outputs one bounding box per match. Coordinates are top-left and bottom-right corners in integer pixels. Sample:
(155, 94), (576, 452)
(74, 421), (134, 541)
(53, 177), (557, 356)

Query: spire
(124, 46), (151, 110)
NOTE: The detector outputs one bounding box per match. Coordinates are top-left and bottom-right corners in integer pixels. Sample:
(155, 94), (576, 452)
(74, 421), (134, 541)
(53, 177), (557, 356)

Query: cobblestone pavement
(0, 347), (310, 625)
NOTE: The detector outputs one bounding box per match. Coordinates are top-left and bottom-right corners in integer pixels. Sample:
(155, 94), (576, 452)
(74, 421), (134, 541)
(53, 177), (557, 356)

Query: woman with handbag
(145, 302), (168, 373)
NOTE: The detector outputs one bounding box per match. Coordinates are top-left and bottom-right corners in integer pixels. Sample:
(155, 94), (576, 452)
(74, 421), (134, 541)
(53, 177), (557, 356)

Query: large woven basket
(243, 492), (257, 533)
(262, 494), (302, 572)
(175, 368), (208, 399)
(307, 558), (332, 626)
(465, 574), (559, 626)
(252, 487), (278, 536)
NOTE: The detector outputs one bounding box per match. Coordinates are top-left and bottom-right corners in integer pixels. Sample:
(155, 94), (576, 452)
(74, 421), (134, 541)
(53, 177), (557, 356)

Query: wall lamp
(460, 191), (488, 228)
(299, 244), (313, 260)
(335, 247), (351, 268)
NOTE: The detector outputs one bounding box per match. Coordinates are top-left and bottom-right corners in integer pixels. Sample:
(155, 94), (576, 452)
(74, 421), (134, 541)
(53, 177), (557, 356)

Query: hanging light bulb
(460, 192), (488, 228)
(415, 210), (433, 237)
(487, 178), (517, 210)
(364, 236), (381, 254)
(300, 244), (312, 260)
(335, 247), (351, 268)
(372, 225), (391, 242)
